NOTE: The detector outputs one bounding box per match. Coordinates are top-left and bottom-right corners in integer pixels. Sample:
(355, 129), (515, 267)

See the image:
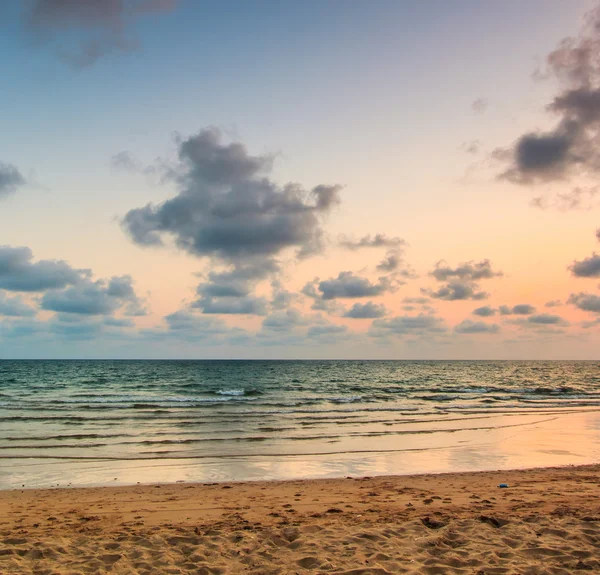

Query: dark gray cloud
(191, 261), (276, 316)
(343, 302), (387, 319)
(0, 245), (85, 292)
(499, 304), (536, 316)
(472, 98), (488, 114)
(497, 6), (600, 184)
(123, 128), (341, 270)
(545, 300), (562, 307)
(527, 313), (567, 325)
(426, 280), (488, 301)
(304, 272), (391, 301)
(569, 253), (600, 277)
(0, 292), (36, 317)
(431, 259), (501, 282)
(339, 234), (405, 251)
(596, 228), (600, 242)
(426, 259), (500, 301)
(24, 0), (179, 68)
(454, 320), (500, 334)
(40, 275), (145, 316)
(473, 305), (496, 317)
(376, 251), (403, 273)
(0, 163), (26, 199)
(568, 292), (600, 313)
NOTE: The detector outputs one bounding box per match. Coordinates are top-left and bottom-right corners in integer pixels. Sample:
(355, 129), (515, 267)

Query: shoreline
(2, 463), (600, 573)
(1, 460), (597, 493)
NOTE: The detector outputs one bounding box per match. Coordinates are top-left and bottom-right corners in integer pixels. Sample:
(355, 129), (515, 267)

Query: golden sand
(1, 465), (600, 574)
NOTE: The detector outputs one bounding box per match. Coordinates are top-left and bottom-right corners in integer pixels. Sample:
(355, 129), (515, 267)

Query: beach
(2, 464), (600, 574)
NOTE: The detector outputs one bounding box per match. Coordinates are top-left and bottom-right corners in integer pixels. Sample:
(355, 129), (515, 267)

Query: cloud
(460, 140), (481, 155)
(0, 245), (85, 292)
(431, 259), (502, 281)
(403, 297), (430, 304)
(568, 292), (600, 313)
(40, 275), (145, 316)
(192, 295), (268, 316)
(370, 314), (447, 337)
(376, 251), (405, 273)
(425, 259), (501, 301)
(499, 304), (536, 316)
(545, 300), (562, 307)
(0, 292), (36, 317)
(426, 280), (488, 301)
(191, 261), (275, 316)
(339, 234), (405, 251)
(304, 272), (391, 301)
(24, 0), (179, 68)
(123, 129), (341, 285)
(473, 305), (496, 317)
(454, 320), (500, 334)
(527, 313), (567, 325)
(0, 163), (26, 199)
(472, 98), (488, 114)
(597, 228), (600, 242)
(262, 309), (308, 332)
(110, 151), (140, 172)
(343, 302), (387, 319)
(531, 186), (599, 211)
(307, 323), (348, 339)
(496, 6), (600, 184)
(569, 253), (600, 277)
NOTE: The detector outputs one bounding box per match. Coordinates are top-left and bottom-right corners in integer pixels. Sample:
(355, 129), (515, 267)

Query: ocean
(1, 360), (600, 488)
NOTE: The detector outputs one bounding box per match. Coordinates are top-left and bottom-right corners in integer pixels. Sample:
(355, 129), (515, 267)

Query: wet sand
(2, 464), (600, 574)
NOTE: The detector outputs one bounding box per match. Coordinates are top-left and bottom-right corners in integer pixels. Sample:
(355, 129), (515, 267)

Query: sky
(1, 0), (600, 359)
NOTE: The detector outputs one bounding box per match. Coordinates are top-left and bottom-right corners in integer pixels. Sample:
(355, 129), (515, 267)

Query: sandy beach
(1, 465), (600, 574)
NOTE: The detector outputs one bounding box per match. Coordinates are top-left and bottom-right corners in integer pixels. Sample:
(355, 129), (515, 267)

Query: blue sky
(1, 0), (600, 358)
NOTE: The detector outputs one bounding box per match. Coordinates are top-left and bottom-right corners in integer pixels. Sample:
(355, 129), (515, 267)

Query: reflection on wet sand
(2, 409), (599, 488)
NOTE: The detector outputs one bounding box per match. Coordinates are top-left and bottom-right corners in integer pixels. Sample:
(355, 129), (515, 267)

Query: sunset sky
(1, 0), (600, 359)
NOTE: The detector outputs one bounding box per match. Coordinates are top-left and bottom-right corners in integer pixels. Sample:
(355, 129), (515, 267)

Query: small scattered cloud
(527, 313), (568, 325)
(531, 187), (599, 211)
(303, 272), (392, 301)
(370, 314), (447, 337)
(24, 0), (180, 68)
(499, 304), (536, 316)
(568, 292), (600, 313)
(343, 302), (387, 319)
(338, 234), (405, 251)
(569, 253), (600, 278)
(471, 98), (488, 114)
(426, 280), (488, 301)
(430, 259), (502, 282)
(460, 140), (481, 155)
(454, 320), (500, 334)
(0, 163), (26, 199)
(473, 305), (496, 317)
(545, 300), (562, 308)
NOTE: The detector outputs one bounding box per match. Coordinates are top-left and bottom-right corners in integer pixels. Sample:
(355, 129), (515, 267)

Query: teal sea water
(1, 360), (600, 488)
